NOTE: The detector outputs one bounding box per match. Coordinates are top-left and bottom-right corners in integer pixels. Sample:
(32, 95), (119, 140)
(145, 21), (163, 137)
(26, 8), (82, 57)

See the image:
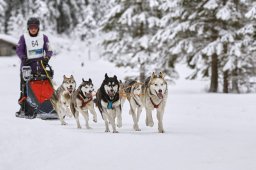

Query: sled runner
(18, 63), (58, 119)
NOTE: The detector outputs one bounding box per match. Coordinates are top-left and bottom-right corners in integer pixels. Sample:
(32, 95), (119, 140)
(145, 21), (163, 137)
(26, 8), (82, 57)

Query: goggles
(28, 24), (39, 30)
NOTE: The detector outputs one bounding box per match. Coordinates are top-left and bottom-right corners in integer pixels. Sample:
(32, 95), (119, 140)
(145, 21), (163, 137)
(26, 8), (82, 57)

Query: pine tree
(0, 0), (7, 33)
(90, 0), (113, 25)
(7, 9), (26, 37)
(156, 0), (255, 93)
(72, 0), (97, 41)
(102, 0), (165, 82)
(152, 0), (190, 82)
(46, 0), (84, 34)
(228, 0), (256, 93)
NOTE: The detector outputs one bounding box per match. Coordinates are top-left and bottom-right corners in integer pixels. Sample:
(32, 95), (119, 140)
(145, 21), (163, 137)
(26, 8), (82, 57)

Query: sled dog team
(50, 72), (168, 133)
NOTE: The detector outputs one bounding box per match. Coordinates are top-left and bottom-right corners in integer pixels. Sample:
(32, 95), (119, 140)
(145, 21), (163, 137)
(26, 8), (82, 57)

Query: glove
(22, 58), (29, 66)
(42, 56), (50, 65)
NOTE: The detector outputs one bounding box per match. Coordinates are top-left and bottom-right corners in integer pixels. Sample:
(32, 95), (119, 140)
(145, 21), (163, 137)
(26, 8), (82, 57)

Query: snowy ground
(0, 37), (256, 170)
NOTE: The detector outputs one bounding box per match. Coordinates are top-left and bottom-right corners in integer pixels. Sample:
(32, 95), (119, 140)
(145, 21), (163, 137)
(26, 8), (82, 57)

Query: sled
(20, 64), (58, 119)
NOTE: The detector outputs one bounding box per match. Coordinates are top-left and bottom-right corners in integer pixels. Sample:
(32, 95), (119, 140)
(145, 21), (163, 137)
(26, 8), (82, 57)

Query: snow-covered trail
(0, 40), (256, 170)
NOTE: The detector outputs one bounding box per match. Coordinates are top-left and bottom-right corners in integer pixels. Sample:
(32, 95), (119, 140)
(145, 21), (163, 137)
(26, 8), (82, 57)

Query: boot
(15, 104), (36, 119)
(15, 99), (26, 118)
(15, 107), (26, 118)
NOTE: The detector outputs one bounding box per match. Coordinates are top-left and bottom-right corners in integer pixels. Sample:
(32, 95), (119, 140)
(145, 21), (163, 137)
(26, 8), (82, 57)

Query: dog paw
(61, 122), (67, 125)
(105, 129), (110, 132)
(86, 126), (92, 129)
(77, 125), (82, 129)
(158, 129), (165, 133)
(149, 122), (154, 127)
(133, 124), (141, 131)
(146, 121), (154, 127)
(67, 114), (73, 118)
(113, 130), (119, 133)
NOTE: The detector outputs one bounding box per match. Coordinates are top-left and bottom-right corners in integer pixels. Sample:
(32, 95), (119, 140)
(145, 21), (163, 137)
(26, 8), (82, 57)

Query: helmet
(27, 17), (40, 29)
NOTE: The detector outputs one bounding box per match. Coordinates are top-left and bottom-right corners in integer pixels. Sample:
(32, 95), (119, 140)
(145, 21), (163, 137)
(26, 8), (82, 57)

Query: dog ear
(63, 75), (67, 79)
(89, 78), (92, 83)
(70, 75), (74, 79)
(105, 73), (109, 79)
(82, 78), (85, 82)
(151, 72), (157, 79)
(159, 72), (165, 78)
(114, 75), (117, 80)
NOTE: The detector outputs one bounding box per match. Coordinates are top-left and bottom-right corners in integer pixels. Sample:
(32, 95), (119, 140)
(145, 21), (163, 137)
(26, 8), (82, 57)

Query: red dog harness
(78, 94), (93, 108)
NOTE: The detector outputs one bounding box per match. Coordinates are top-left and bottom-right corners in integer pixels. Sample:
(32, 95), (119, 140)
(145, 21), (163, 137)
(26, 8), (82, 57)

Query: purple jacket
(16, 33), (53, 74)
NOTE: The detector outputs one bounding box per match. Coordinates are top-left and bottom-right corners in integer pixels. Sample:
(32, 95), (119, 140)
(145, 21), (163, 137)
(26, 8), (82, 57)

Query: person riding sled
(16, 17), (53, 118)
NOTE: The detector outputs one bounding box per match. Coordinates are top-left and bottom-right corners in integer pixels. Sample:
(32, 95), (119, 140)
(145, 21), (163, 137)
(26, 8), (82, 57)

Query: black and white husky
(142, 72), (168, 133)
(124, 80), (143, 131)
(70, 78), (97, 129)
(95, 74), (122, 133)
(50, 75), (76, 125)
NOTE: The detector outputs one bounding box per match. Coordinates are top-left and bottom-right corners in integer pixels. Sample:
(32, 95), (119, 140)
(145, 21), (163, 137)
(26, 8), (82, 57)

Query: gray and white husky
(124, 80), (143, 131)
(50, 75), (76, 125)
(95, 74), (122, 133)
(142, 72), (168, 133)
(70, 78), (97, 129)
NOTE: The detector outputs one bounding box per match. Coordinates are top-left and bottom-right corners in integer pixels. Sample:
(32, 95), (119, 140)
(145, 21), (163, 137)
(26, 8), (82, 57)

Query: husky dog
(124, 80), (143, 131)
(95, 74), (122, 133)
(50, 75), (76, 125)
(70, 78), (97, 129)
(142, 72), (168, 133)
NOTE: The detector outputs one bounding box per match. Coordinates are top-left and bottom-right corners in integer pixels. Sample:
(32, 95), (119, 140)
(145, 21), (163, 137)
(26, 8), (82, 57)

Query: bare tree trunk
(231, 69), (240, 93)
(209, 53), (218, 92)
(140, 62), (146, 83)
(223, 70), (229, 93)
(222, 43), (229, 93)
(4, 2), (13, 34)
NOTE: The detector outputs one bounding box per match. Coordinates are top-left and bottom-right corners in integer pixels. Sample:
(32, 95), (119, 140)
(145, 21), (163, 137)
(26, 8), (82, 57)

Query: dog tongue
(157, 92), (163, 99)
(86, 93), (92, 98)
(68, 88), (73, 93)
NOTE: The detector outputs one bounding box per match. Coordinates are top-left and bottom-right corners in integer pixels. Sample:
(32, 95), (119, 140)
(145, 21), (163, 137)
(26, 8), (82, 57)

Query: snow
(0, 0), (6, 13)
(245, 3), (256, 19)
(203, 0), (218, 10)
(1, 37), (256, 170)
(0, 34), (18, 45)
(149, 0), (159, 8)
(238, 24), (255, 35)
(202, 41), (217, 56)
(120, 7), (134, 26)
(216, 5), (232, 21)
(223, 58), (233, 71)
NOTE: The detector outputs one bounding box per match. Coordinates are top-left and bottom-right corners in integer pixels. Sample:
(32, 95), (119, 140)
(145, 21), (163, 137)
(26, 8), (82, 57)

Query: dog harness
(78, 94), (93, 108)
(107, 101), (113, 109)
(24, 32), (44, 59)
(133, 96), (141, 107)
(150, 97), (162, 109)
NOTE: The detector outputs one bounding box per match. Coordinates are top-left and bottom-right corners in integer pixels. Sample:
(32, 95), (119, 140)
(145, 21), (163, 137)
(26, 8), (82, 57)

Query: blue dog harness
(107, 101), (113, 109)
